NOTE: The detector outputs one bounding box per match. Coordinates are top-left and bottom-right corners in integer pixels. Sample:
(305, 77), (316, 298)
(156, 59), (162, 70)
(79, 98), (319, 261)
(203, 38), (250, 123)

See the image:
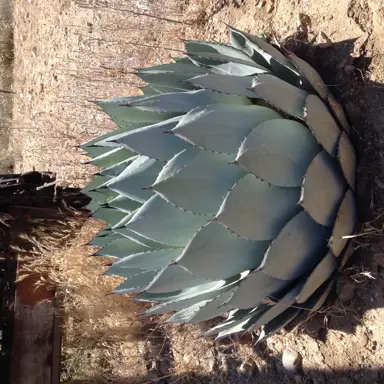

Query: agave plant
(82, 26), (357, 341)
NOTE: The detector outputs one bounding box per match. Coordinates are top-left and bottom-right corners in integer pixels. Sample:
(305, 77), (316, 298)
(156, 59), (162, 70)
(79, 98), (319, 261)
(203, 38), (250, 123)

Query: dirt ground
(7, 0), (384, 383)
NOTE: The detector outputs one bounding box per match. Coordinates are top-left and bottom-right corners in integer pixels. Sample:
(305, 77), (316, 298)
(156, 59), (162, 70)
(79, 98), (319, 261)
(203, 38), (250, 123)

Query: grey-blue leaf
(261, 211), (328, 280)
(208, 61), (268, 76)
(99, 156), (139, 177)
(113, 270), (158, 294)
(229, 27), (302, 87)
(103, 117), (189, 161)
(226, 270), (288, 309)
(236, 119), (321, 187)
(287, 52), (328, 99)
(303, 278), (335, 314)
(105, 266), (148, 278)
(257, 307), (301, 343)
(138, 62), (207, 74)
(82, 145), (112, 158)
(184, 40), (256, 63)
(206, 306), (269, 338)
(136, 71), (197, 90)
(173, 104), (281, 153)
(143, 273), (248, 313)
(188, 74), (257, 98)
(329, 189), (357, 257)
(300, 151), (346, 226)
(178, 221), (269, 279)
(87, 147), (135, 168)
(82, 175), (110, 194)
(167, 303), (207, 323)
(88, 232), (123, 247)
(340, 241), (354, 269)
(230, 26), (296, 69)
(114, 226), (169, 249)
(244, 284), (302, 333)
(92, 207), (127, 228)
(95, 237), (149, 258)
(85, 199), (102, 213)
(327, 93), (351, 133)
(107, 156), (163, 203)
(112, 248), (182, 270)
(125, 195), (212, 246)
(187, 51), (268, 72)
(83, 190), (110, 206)
(337, 131), (356, 191)
(296, 251), (337, 303)
(187, 289), (236, 323)
(153, 149), (245, 214)
(140, 85), (160, 95)
(81, 117), (166, 151)
(251, 74), (307, 117)
(128, 89), (252, 113)
(111, 209), (137, 230)
(304, 95), (341, 156)
(96, 97), (178, 128)
(145, 265), (214, 294)
(217, 173), (301, 240)
(105, 195), (141, 213)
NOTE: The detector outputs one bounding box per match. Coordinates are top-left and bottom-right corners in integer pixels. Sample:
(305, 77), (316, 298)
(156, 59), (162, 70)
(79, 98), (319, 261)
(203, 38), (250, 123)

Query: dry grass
(15, 211), (151, 383)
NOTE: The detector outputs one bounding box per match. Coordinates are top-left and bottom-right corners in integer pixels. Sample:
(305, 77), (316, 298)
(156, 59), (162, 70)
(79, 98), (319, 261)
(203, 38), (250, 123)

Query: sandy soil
(9, 0), (384, 383)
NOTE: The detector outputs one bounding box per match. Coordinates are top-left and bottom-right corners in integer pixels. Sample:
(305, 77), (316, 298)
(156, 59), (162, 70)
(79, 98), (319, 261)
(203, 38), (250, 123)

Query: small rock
(282, 347), (303, 374)
(361, 332), (369, 347)
(336, 276), (355, 301)
(238, 358), (257, 377)
(267, 4), (274, 13)
(344, 65), (355, 75)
